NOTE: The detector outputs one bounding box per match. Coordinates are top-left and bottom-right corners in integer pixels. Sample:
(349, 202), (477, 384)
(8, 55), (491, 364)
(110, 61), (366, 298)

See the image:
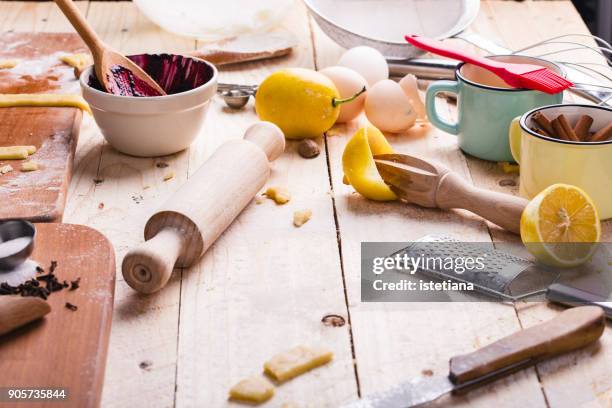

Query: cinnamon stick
(591, 123), (612, 142)
(558, 114), (580, 141)
(573, 115), (594, 140)
(532, 111), (555, 136)
(551, 117), (569, 140)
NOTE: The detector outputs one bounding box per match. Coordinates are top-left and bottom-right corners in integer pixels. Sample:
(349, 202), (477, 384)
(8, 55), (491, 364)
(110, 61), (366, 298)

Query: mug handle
(426, 80), (460, 135)
(508, 116), (522, 164)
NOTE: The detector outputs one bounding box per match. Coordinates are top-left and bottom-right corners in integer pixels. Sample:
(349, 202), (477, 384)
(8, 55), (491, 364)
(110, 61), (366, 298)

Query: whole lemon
(256, 68), (350, 139)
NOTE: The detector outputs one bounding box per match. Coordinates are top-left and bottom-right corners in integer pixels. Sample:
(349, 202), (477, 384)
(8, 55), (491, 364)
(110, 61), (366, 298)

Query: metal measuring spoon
(0, 220), (36, 271)
(218, 83), (258, 109)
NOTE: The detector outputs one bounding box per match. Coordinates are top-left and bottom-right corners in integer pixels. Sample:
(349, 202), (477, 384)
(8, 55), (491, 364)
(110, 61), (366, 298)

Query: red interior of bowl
(89, 53), (215, 97)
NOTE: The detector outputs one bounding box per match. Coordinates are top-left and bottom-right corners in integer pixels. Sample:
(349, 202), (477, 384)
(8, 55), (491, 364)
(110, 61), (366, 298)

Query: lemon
(521, 183), (601, 268)
(255, 68), (364, 139)
(342, 125), (397, 201)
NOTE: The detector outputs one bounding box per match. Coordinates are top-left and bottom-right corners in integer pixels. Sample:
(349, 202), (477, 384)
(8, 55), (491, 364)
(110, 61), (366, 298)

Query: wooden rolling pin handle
(449, 306), (605, 387)
(436, 172), (528, 234)
(0, 296), (51, 336)
(122, 227), (185, 294)
(244, 121), (285, 161)
(122, 121), (285, 294)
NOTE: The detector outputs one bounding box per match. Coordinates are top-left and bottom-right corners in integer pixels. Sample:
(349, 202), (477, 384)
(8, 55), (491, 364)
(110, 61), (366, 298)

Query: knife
(343, 306), (605, 408)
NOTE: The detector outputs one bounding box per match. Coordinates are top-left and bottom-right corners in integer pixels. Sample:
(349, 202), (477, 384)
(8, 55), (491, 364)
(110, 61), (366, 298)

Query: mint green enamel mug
(426, 56), (564, 162)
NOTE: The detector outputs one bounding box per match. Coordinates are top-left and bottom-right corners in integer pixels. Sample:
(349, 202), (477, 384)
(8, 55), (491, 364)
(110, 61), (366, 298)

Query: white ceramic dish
(80, 62), (218, 157)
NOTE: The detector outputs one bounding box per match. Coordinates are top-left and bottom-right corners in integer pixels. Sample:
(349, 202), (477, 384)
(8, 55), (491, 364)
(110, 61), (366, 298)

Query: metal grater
(391, 235), (555, 301)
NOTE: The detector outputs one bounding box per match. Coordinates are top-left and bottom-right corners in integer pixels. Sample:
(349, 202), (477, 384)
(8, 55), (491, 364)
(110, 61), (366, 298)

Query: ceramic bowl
(80, 54), (218, 157)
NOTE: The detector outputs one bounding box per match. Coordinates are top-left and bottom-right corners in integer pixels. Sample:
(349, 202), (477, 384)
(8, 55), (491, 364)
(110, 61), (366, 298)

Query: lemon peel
(342, 125), (397, 201)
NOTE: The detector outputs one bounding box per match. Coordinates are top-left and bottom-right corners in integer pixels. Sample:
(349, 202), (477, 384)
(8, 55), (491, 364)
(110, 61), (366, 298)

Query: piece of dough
(21, 161), (39, 172)
(228, 375), (275, 404)
(0, 147), (29, 160)
(60, 53), (91, 70)
(0, 59), (20, 69)
(0, 164), (14, 175)
(264, 186), (291, 205)
(264, 345), (333, 383)
(293, 209), (312, 227)
(0, 94), (92, 114)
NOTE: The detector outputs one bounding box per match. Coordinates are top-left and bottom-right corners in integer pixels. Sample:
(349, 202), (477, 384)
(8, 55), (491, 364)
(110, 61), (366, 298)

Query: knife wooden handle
(436, 172), (528, 234)
(449, 306), (605, 388)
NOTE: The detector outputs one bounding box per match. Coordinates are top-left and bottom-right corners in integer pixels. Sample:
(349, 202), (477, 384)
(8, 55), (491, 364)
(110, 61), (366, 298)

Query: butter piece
(21, 161), (39, 172)
(264, 186), (291, 205)
(264, 345), (333, 383)
(0, 164), (14, 175)
(229, 375), (275, 404)
(293, 209), (312, 227)
(0, 94), (91, 114)
(0, 59), (20, 69)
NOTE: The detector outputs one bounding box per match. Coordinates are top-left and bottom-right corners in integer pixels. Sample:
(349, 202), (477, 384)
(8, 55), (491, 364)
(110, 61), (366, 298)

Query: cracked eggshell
(337, 46), (389, 87)
(399, 74), (426, 119)
(365, 79), (417, 133)
(320, 66), (367, 123)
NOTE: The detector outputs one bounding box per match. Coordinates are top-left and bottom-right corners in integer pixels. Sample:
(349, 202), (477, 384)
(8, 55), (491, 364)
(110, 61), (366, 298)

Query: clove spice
(0, 261), (80, 300)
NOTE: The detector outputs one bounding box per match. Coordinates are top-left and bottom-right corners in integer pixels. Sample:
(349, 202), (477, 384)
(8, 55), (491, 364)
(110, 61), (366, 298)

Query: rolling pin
(0, 296), (51, 336)
(122, 122), (285, 294)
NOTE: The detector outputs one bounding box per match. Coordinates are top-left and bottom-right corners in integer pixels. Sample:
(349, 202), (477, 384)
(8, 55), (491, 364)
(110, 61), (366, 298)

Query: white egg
(337, 46), (389, 87)
(399, 74), (426, 119)
(320, 66), (368, 123)
(365, 79), (417, 133)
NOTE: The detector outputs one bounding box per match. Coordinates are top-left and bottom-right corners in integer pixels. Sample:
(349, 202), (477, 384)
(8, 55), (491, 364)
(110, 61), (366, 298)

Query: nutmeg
(297, 139), (320, 159)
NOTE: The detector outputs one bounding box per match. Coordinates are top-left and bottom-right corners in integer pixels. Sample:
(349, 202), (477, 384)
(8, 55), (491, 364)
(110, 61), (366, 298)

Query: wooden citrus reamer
(374, 153), (528, 234)
(122, 122), (285, 294)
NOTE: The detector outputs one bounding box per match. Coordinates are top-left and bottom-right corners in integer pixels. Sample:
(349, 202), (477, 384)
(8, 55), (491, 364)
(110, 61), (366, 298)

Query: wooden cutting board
(0, 32), (87, 222)
(0, 223), (115, 408)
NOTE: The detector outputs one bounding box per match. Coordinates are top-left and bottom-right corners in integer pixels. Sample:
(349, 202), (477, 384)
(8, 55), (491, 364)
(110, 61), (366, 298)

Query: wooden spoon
(374, 153), (528, 234)
(54, 0), (166, 96)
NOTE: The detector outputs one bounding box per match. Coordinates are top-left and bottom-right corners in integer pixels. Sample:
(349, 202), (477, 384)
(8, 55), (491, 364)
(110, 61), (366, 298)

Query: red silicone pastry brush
(405, 35), (572, 95)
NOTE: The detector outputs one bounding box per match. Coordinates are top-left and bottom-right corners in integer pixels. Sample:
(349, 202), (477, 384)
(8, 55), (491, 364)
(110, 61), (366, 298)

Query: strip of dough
(21, 161), (39, 172)
(59, 53), (91, 70)
(0, 147), (29, 160)
(228, 375), (274, 404)
(0, 94), (91, 114)
(0, 59), (20, 69)
(264, 345), (333, 383)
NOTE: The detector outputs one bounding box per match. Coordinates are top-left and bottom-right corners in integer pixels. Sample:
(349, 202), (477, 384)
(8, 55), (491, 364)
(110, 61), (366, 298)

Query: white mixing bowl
(80, 58), (217, 157)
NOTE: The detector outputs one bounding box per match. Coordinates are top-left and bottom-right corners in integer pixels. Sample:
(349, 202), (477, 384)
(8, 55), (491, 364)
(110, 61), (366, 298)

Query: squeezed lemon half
(342, 125), (397, 201)
(520, 184), (601, 268)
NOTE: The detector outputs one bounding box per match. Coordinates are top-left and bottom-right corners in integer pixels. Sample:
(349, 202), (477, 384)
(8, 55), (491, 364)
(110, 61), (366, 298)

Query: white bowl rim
(79, 55), (218, 102)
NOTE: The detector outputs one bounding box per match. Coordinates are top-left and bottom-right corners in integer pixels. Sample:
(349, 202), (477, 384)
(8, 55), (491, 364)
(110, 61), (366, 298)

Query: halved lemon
(342, 125), (397, 201)
(520, 184), (601, 268)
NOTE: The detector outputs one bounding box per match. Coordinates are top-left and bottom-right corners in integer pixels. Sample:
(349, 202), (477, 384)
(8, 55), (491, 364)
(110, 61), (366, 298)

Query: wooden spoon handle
(53, 0), (105, 57)
(449, 306), (605, 388)
(436, 173), (527, 234)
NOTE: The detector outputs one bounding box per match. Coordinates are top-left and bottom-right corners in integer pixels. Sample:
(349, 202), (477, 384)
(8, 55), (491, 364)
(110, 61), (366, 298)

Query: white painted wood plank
(174, 3), (358, 407)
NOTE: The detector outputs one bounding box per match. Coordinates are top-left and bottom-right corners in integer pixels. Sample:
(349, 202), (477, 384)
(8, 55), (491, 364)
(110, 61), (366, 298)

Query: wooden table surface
(1, 1), (611, 407)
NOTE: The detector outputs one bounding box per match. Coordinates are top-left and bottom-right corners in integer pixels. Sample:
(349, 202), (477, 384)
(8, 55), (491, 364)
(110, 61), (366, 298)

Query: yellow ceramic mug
(509, 104), (612, 220)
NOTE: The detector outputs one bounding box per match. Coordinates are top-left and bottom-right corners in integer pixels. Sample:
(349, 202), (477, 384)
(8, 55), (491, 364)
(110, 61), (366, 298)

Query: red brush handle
(405, 35), (505, 70)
